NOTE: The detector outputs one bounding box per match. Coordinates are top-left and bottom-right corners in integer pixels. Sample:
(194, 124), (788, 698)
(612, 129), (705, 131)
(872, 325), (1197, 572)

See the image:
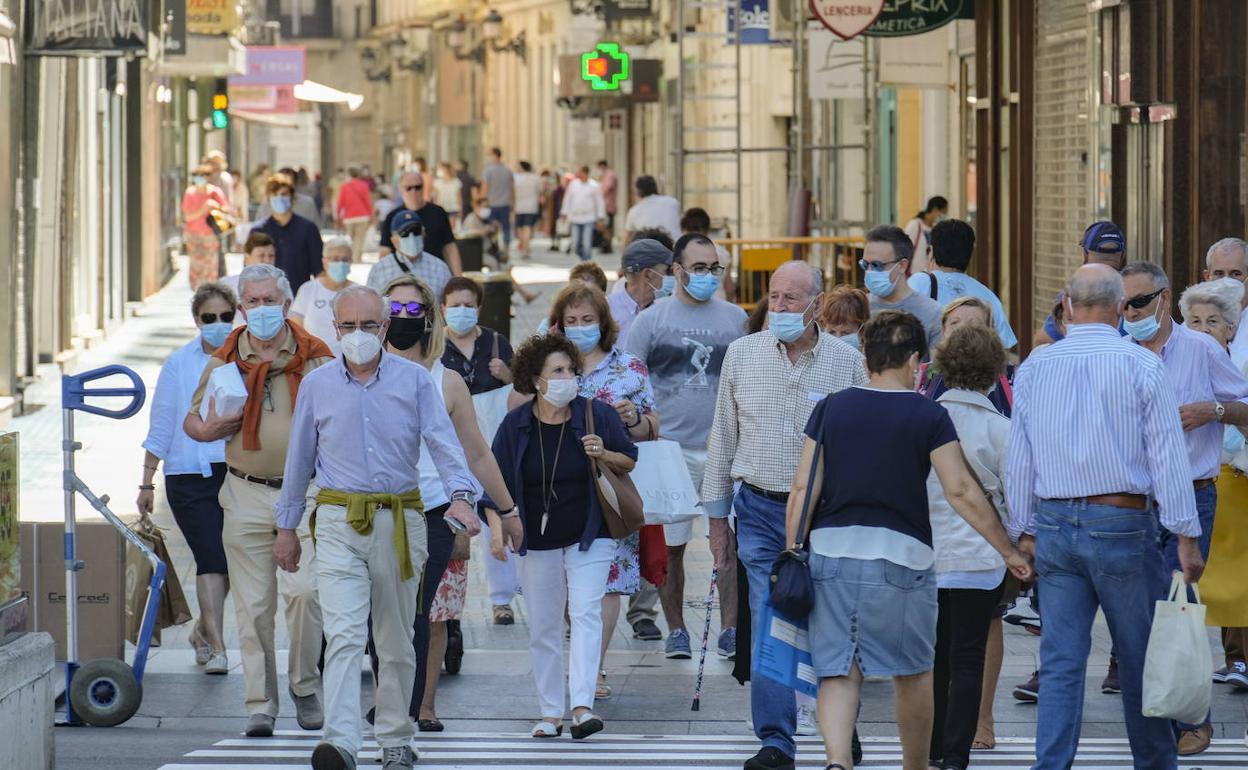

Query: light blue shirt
(275, 352), (480, 529)
(142, 337), (226, 477)
(908, 270), (1018, 349)
(1005, 323), (1200, 540)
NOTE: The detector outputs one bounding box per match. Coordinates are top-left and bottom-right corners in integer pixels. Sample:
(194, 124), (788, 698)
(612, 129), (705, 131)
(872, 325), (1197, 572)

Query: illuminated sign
(581, 42), (629, 92)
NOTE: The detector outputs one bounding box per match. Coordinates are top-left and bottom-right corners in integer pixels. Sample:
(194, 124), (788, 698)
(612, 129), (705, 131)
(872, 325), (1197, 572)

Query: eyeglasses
(681, 263), (725, 276)
(336, 322), (383, 333)
(858, 258), (902, 273)
(403, 185), (423, 192)
(1125, 287), (1165, 310)
(199, 311), (235, 324)
(388, 301), (427, 317)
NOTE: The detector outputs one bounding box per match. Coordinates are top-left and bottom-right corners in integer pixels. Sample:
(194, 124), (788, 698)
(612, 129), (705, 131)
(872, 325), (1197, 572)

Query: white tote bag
(630, 439), (702, 526)
(471, 384), (515, 445)
(1141, 572), (1212, 724)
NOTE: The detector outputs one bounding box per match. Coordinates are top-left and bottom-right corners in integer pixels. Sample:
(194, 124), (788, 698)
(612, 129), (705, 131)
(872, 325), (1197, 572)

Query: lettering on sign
(31, 0), (147, 53)
(863, 0), (965, 38)
(187, 0), (241, 35)
(808, 0), (886, 41)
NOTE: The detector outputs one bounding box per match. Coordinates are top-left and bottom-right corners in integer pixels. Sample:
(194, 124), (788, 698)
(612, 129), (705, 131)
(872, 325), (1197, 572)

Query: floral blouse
(578, 346), (656, 417)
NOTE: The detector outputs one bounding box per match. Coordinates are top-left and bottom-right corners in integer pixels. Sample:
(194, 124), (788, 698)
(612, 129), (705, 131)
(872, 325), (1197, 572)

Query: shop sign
(604, 0), (652, 22)
(863, 0), (966, 38)
(809, 0), (885, 41)
(808, 24), (867, 99)
(728, 0), (777, 45)
(229, 46), (306, 87)
(28, 0), (148, 55)
(164, 1), (188, 56)
(187, 0), (240, 36)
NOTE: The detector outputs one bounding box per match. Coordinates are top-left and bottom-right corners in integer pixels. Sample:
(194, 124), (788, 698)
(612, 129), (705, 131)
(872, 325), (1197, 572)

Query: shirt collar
(766, 329), (827, 358)
(337, 350), (389, 385)
(936, 388), (998, 412)
(1063, 322), (1122, 339)
(239, 323), (298, 360)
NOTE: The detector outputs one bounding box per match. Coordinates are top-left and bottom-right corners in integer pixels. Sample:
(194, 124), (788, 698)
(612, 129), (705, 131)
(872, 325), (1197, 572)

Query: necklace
(536, 418), (567, 535)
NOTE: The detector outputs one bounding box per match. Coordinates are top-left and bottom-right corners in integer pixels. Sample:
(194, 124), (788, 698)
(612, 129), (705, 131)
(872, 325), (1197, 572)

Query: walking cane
(691, 568), (719, 711)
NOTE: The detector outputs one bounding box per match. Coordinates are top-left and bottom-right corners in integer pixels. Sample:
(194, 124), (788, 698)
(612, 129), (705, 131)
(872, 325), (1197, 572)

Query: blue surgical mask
(684, 272), (719, 302)
(769, 303), (814, 344)
(245, 304), (286, 340)
(864, 268), (897, 298)
(270, 195), (292, 215)
(833, 332), (861, 350)
(565, 324), (602, 353)
(1124, 309), (1162, 342)
(444, 306), (479, 335)
(400, 234), (423, 256)
(536, 317), (550, 336)
(191, 174), (207, 186)
(327, 262), (351, 283)
(201, 321), (232, 348)
(655, 275), (676, 300)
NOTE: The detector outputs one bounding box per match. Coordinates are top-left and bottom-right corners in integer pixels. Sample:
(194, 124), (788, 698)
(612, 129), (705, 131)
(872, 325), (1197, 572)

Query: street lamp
(445, 10), (526, 64)
(360, 34), (427, 81)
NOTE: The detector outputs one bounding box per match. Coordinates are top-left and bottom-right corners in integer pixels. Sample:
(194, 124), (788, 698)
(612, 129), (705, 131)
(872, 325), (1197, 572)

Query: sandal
(493, 604), (515, 625)
(972, 726), (996, 751)
(531, 719), (563, 738)
(595, 671), (612, 700)
(570, 712), (604, 740)
(418, 718), (444, 732)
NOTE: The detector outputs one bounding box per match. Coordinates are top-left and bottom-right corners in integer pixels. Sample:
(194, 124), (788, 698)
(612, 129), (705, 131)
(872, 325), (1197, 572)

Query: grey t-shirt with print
(624, 295), (747, 449)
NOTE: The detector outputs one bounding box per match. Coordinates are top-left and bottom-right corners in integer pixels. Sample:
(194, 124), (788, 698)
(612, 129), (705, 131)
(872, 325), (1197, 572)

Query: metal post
(675, 0), (686, 203)
(61, 408), (79, 722)
(734, 0), (742, 238)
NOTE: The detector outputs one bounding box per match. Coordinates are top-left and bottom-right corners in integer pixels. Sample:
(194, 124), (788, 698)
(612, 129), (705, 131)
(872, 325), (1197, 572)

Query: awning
(228, 108), (302, 128)
(152, 34), (246, 78)
(293, 80), (364, 111)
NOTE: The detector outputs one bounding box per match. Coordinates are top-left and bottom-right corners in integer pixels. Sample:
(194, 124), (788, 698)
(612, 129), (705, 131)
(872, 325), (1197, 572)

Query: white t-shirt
(625, 195), (682, 240)
(514, 172), (541, 215)
(290, 278), (346, 355)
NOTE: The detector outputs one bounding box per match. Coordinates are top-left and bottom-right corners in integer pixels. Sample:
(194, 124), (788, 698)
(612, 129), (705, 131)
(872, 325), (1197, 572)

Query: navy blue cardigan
(486, 397), (638, 553)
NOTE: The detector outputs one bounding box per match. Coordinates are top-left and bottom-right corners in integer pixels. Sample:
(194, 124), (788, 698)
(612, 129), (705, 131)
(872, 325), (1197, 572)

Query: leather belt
(1193, 477), (1216, 490)
(743, 482), (789, 502)
(228, 466), (283, 490)
(1082, 493), (1148, 510)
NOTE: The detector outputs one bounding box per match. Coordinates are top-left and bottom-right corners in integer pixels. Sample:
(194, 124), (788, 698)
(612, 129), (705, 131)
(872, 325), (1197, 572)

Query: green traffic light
(212, 110), (229, 129)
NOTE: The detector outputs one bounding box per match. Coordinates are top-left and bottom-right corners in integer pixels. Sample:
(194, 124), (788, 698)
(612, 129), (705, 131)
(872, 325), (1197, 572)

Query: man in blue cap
(366, 208), (452, 298)
(1032, 221), (1128, 347)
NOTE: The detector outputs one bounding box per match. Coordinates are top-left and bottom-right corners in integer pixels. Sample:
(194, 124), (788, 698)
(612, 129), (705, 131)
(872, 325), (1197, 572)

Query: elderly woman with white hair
(290, 235), (356, 354)
(1180, 277), (1248, 702)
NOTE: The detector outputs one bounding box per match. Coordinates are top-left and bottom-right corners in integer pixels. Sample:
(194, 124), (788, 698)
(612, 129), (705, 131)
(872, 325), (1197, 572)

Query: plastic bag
(630, 439), (701, 526)
(1141, 572), (1212, 724)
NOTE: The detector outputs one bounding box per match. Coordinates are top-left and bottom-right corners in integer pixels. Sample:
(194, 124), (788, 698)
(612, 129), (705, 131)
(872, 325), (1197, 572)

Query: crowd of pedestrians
(156, 153), (1248, 770)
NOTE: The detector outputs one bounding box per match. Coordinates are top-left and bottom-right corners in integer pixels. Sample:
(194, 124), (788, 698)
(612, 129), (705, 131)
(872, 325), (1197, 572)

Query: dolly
(58, 364), (162, 727)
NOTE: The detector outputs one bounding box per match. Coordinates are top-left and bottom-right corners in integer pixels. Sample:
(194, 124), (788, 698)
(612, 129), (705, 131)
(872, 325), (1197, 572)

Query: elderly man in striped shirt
(1006, 263), (1205, 770)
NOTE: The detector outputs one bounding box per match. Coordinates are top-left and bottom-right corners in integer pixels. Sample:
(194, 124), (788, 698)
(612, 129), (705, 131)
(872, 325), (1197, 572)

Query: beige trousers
(220, 473), (322, 717)
(315, 503), (428, 755)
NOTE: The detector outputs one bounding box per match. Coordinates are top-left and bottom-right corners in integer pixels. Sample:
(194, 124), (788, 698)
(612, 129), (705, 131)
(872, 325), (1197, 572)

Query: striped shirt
(1005, 323), (1200, 539)
(365, 250), (451, 298)
(702, 331), (868, 517)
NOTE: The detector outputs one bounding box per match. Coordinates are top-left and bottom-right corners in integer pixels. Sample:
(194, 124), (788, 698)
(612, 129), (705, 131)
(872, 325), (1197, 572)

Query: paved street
(11, 241), (1247, 769)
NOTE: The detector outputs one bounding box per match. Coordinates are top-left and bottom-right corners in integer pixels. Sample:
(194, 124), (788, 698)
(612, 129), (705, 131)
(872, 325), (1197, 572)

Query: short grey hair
(1180, 278), (1245, 328)
(332, 284), (386, 320)
(1120, 260), (1170, 290)
(1067, 265), (1125, 310)
(324, 236), (353, 257)
(238, 263), (292, 301)
(1204, 237), (1248, 269)
(775, 260), (825, 297)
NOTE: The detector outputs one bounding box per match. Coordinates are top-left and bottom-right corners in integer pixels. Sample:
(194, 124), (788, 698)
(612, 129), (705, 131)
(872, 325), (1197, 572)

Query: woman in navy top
(787, 310), (1031, 770)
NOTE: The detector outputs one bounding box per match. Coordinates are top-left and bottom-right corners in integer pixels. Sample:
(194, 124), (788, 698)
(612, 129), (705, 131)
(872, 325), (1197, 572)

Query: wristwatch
(1215, 403), (1226, 422)
(450, 490), (477, 507)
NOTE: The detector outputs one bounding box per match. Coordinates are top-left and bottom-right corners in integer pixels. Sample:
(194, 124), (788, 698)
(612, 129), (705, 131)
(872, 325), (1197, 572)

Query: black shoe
(311, 741), (356, 770)
(444, 619), (464, 675)
(417, 718), (444, 732)
(744, 747), (795, 770)
(1101, 657), (1121, 694)
(632, 618), (662, 641)
(1013, 671), (1039, 703)
(852, 729), (862, 765)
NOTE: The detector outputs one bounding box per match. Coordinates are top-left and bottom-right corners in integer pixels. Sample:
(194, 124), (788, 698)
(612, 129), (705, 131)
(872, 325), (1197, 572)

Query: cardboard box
(19, 521), (125, 661)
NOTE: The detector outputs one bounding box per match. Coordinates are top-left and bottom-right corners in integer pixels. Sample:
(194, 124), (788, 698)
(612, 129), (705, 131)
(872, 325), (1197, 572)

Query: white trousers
(479, 520), (521, 606)
(315, 503), (428, 755)
(517, 538), (615, 717)
(219, 473), (322, 717)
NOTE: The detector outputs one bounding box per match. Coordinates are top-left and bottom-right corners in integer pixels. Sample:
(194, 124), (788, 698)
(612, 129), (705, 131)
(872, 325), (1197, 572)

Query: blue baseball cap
(1080, 220), (1126, 254)
(392, 209), (423, 236)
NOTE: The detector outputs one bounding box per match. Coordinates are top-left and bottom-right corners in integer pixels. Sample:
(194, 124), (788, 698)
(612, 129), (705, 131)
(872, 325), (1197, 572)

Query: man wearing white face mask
(861, 225), (943, 354)
(702, 260), (868, 770)
(367, 208), (452, 297)
(184, 263), (334, 739)
(275, 284), (480, 770)
(290, 237), (357, 356)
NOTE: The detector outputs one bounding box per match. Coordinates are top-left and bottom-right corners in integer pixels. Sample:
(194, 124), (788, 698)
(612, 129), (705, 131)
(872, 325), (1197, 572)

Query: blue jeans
(1157, 482), (1216, 732)
(571, 223), (594, 261)
(734, 486), (796, 758)
(488, 205), (512, 247)
(1033, 499), (1174, 770)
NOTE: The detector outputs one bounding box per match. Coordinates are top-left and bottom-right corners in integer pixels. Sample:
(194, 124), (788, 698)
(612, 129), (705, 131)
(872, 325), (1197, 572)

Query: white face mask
(340, 329), (382, 365)
(539, 376), (579, 408)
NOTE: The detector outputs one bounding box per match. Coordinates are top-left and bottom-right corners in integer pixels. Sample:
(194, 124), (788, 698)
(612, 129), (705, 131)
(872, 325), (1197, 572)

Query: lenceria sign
(808, 1), (886, 41)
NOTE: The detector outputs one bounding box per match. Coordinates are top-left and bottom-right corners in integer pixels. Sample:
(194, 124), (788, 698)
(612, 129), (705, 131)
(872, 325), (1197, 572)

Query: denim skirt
(808, 554), (938, 678)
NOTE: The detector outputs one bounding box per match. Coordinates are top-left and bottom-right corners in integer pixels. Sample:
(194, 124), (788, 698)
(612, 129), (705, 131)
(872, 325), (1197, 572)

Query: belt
(1193, 477), (1216, 490)
(1079, 493), (1148, 510)
(743, 482), (789, 502)
(228, 466), (283, 490)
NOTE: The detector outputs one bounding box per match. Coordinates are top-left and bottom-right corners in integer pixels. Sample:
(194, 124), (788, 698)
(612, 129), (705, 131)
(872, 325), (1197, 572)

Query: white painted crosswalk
(155, 730), (1248, 769)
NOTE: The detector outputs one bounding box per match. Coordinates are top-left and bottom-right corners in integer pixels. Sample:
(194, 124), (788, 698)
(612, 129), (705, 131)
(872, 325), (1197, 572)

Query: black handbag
(767, 438), (822, 619)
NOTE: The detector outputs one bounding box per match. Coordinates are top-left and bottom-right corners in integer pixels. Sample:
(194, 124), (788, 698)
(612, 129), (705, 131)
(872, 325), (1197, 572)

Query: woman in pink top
(182, 163), (227, 288)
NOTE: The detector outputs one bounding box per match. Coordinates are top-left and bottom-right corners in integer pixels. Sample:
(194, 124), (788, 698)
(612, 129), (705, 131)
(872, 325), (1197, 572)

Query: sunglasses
(200, 311), (235, 324)
(1125, 287), (1165, 310)
(398, 226), (424, 237)
(404, 185), (423, 192)
(389, 301), (427, 317)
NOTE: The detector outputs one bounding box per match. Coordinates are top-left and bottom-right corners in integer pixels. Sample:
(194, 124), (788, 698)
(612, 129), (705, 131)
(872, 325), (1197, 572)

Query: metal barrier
(720, 236), (867, 309)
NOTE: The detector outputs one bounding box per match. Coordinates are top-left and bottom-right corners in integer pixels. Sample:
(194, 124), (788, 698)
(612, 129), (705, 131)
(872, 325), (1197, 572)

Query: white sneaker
(204, 651), (229, 675)
(796, 704), (820, 736)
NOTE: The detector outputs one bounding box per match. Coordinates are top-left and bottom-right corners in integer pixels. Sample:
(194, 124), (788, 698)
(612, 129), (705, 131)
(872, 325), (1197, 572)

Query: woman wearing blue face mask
(182, 163), (228, 289)
(137, 281), (239, 675)
(289, 237), (356, 356)
(545, 282), (659, 701)
(440, 276), (514, 395)
(818, 285), (871, 350)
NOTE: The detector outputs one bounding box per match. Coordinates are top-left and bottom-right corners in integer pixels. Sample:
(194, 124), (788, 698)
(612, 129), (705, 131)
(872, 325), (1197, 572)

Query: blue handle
(61, 365), (146, 419)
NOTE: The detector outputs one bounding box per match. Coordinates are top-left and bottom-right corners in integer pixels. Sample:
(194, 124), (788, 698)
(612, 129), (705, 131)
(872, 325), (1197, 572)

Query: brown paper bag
(126, 519), (192, 645)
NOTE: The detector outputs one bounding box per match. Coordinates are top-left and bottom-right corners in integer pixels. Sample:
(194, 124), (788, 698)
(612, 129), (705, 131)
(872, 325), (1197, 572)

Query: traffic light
(211, 79), (229, 129)
(581, 42), (629, 91)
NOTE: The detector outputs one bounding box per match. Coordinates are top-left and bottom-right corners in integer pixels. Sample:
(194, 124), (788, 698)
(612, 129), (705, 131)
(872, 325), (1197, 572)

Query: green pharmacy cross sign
(581, 42), (629, 91)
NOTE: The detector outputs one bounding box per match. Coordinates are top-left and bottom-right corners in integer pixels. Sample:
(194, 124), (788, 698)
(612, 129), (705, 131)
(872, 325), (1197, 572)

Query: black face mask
(385, 316), (429, 351)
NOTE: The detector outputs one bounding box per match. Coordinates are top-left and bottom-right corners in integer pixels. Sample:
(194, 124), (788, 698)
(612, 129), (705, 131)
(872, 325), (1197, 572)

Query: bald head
(1065, 263), (1124, 327)
(771, 260), (824, 299)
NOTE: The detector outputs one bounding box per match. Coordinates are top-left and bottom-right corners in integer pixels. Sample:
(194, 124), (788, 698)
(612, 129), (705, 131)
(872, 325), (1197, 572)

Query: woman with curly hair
(489, 333), (638, 740)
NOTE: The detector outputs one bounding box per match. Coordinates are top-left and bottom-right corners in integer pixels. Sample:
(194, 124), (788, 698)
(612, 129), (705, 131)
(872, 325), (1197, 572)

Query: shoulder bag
(583, 397), (645, 538)
(768, 437), (822, 619)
